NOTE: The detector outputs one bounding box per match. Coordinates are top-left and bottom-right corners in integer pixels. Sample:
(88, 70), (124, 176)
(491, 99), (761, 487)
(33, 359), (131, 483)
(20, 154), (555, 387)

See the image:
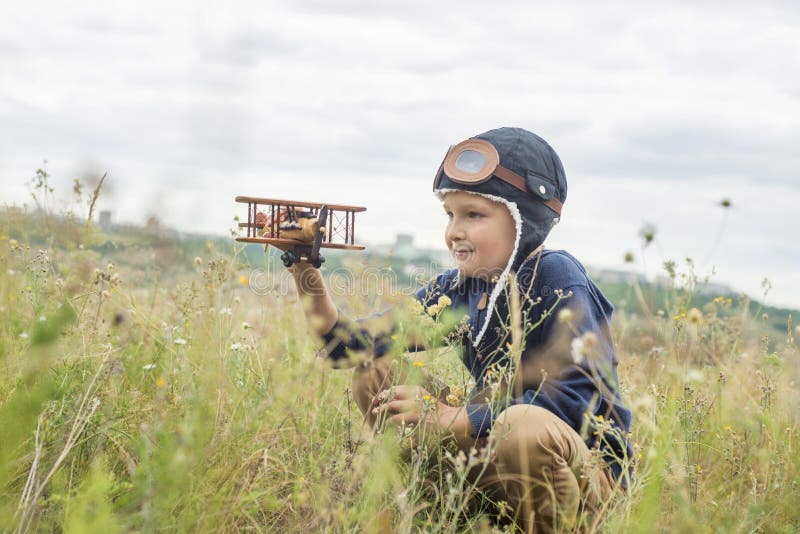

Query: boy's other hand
(371, 385), (471, 443)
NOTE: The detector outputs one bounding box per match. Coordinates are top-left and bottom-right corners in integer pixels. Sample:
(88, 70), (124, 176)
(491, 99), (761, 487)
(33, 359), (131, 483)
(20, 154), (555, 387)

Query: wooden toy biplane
(234, 196), (366, 268)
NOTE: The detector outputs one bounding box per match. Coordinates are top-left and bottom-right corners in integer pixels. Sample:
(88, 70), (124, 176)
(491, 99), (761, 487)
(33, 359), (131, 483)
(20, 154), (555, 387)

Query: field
(1, 200), (799, 533)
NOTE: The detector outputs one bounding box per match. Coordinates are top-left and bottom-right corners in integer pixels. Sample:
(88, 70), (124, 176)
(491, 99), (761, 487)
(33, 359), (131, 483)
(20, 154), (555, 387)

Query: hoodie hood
(434, 127), (568, 348)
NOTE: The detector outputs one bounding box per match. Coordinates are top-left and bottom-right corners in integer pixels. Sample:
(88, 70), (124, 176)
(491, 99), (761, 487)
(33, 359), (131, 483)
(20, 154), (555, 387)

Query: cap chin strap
(492, 166), (563, 216)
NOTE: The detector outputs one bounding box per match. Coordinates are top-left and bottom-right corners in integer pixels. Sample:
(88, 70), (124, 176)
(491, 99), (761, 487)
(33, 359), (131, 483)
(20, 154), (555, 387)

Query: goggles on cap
(433, 138), (563, 216)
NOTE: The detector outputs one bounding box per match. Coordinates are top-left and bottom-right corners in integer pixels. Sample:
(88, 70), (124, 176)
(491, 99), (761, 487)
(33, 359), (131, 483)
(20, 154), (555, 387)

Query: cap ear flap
(525, 172), (555, 201)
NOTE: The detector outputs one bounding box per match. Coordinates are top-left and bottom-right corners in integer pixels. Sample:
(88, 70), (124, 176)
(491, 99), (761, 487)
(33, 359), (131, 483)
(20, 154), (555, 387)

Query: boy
(287, 127), (632, 532)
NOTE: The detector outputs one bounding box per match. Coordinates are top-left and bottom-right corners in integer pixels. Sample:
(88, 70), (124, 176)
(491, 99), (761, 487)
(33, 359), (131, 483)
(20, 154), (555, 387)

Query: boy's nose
(446, 221), (466, 242)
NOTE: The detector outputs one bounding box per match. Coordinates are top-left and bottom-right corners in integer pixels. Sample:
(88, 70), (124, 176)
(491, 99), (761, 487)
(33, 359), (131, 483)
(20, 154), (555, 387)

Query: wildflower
(596, 414), (604, 423)
(405, 299), (424, 316)
(570, 337), (585, 363)
(427, 304), (442, 316)
(762, 313), (768, 321)
(570, 331), (597, 364)
(557, 308), (573, 324)
(411, 360), (425, 367)
(639, 223), (657, 247)
(623, 251), (634, 263)
(437, 295), (452, 307)
(38, 315), (46, 322)
(723, 425), (731, 431)
(156, 377), (166, 388)
(6, 269), (15, 275)
(143, 363), (156, 370)
(194, 257), (203, 266)
(422, 394), (432, 402)
(241, 321), (252, 330)
(19, 332), (29, 339)
(687, 308), (702, 324)
(174, 338), (187, 345)
(107, 262), (115, 272)
(219, 307), (233, 315)
(230, 342), (243, 351)
(8, 238), (18, 247)
(238, 275), (248, 286)
(685, 369), (704, 383)
(445, 385), (465, 406)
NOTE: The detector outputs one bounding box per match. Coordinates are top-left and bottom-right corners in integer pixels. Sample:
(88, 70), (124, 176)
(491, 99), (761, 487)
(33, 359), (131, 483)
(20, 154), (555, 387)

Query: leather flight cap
(434, 138), (564, 216)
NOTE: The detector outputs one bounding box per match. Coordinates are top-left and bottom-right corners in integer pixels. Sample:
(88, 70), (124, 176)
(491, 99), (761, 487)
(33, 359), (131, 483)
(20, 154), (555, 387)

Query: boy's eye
(468, 211), (483, 219)
(445, 211), (453, 219)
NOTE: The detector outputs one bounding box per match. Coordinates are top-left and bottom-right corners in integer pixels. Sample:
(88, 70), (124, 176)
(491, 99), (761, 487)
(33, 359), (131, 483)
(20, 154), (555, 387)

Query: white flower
(6, 269), (15, 275)
(142, 363), (156, 370)
(219, 307), (233, 316)
(685, 369), (705, 383)
(557, 308), (573, 324)
(230, 342), (243, 351)
(38, 315), (46, 322)
(174, 338), (187, 345)
(570, 337), (585, 364)
(19, 332), (29, 339)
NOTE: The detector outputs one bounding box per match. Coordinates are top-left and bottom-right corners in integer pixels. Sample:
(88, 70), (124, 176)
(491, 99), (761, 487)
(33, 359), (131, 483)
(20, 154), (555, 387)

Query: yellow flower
(422, 394), (432, 402)
(156, 377), (166, 388)
(238, 275), (249, 286)
(596, 414), (604, 423)
(437, 295), (452, 307)
(411, 360), (425, 367)
(427, 304), (442, 316)
(687, 308), (702, 324)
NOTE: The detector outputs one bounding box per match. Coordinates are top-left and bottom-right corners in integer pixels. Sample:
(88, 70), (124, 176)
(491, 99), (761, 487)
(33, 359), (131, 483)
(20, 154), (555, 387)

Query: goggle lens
(454, 150), (486, 175)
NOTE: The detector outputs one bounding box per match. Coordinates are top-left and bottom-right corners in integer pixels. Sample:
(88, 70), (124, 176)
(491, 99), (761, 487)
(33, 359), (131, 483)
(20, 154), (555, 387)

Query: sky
(1, 1), (798, 308)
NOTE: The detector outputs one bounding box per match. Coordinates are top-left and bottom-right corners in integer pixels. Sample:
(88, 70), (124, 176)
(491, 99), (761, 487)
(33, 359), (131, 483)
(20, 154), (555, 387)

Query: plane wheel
(281, 251), (297, 268)
(310, 256), (325, 269)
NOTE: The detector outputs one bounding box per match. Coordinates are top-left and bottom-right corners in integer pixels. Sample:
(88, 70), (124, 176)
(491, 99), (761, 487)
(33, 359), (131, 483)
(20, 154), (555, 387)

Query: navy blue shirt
(323, 250), (632, 481)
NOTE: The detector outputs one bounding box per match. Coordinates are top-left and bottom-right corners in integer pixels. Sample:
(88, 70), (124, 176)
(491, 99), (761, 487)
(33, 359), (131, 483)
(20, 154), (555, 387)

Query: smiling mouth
(452, 248), (474, 260)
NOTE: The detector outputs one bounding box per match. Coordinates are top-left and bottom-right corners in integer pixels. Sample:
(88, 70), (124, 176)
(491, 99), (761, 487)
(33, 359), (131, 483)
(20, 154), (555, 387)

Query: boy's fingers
(372, 399), (416, 416)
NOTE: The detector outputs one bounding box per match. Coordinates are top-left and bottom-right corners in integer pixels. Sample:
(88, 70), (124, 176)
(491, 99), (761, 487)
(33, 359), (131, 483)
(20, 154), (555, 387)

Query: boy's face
(442, 190), (516, 281)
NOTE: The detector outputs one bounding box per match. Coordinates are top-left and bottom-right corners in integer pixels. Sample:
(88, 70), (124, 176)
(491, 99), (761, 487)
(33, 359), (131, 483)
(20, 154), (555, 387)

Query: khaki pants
(352, 358), (613, 534)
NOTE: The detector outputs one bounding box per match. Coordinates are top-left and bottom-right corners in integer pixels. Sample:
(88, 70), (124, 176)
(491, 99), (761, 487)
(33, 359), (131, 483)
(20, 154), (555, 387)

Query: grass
(1, 199), (798, 533)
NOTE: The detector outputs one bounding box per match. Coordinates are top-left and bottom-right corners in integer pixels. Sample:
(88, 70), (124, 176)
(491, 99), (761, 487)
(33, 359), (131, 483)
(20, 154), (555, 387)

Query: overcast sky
(1, 1), (798, 309)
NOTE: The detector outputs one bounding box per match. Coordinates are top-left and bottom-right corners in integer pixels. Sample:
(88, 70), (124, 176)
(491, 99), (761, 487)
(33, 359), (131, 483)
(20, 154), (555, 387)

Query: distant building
(392, 233), (414, 259)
